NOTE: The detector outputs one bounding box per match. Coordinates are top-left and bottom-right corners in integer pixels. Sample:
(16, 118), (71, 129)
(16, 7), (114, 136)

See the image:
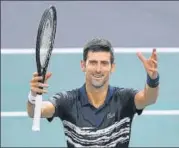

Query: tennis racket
(32, 5), (57, 131)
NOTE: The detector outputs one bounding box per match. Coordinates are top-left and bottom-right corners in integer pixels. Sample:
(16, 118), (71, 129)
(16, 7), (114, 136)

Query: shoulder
(113, 86), (139, 98)
(52, 88), (80, 100)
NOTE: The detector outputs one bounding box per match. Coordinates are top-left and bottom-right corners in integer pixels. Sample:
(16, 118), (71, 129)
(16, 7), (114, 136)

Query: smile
(92, 74), (103, 79)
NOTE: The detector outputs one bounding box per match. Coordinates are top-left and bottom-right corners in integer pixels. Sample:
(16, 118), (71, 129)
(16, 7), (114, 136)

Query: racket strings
(40, 18), (53, 67)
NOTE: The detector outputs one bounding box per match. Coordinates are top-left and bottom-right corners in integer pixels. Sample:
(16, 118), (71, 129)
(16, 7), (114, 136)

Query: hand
(30, 72), (52, 96)
(137, 49), (158, 79)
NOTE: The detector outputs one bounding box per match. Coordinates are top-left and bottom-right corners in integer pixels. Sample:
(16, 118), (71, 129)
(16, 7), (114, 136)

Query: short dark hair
(83, 38), (115, 64)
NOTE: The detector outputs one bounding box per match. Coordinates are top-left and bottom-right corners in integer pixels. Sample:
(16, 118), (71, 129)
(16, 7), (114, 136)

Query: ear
(80, 60), (86, 72)
(111, 63), (116, 73)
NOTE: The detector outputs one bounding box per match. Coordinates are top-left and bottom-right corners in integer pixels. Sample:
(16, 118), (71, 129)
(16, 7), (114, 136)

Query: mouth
(92, 74), (104, 79)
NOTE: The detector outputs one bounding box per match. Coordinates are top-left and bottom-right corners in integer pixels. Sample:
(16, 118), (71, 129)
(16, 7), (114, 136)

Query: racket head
(35, 6), (57, 83)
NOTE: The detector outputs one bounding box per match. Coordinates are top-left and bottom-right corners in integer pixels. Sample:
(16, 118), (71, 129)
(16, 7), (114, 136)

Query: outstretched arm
(134, 49), (159, 110)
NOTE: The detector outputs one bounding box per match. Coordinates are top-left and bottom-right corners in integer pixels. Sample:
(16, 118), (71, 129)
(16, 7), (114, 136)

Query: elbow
(151, 98), (157, 105)
(144, 92), (159, 106)
(152, 91), (159, 104)
(148, 94), (159, 105)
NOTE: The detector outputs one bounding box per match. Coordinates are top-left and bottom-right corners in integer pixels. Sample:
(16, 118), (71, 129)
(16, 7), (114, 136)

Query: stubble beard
(91, 78), (106, 89)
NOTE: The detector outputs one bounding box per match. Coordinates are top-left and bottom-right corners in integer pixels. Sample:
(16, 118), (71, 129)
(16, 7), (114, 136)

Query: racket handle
(32, 94), (43, 131)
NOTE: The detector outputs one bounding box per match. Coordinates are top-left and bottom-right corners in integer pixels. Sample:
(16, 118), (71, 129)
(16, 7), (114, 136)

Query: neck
(85, 83), (109, 108)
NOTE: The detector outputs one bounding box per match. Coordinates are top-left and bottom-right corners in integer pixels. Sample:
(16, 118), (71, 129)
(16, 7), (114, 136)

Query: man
(27, 38), (159, 147)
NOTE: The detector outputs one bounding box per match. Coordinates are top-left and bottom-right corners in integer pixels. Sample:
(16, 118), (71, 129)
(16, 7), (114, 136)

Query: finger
(147, 67), (158, 73)
(39, 83), (49, 88)
(44, 72), (52, 83)
(31, 76), (43, 82)
(45, 72), (52, 80)
(33, 72), (39, 77)
(137, 52), (146, 63)
(30, 82), (49, 88)
(151, 48), (157, 61)
(153, 48), (156, 52)
(151, 59), (158, 68)
(30, 82), (39, 87)
(31, 87), (48, 94)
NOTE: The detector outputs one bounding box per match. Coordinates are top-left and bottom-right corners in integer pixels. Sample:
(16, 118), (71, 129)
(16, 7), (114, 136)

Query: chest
(64, 101), (123, 130)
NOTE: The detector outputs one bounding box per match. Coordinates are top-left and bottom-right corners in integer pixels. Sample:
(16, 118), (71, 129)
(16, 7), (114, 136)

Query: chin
(91, 81), (105, 89)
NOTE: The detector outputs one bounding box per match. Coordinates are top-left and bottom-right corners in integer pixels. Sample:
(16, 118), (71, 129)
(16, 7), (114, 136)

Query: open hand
(137, 49), (158, 79)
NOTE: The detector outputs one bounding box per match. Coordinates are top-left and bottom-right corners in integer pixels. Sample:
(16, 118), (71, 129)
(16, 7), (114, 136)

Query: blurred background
(1, 1), (179, 147)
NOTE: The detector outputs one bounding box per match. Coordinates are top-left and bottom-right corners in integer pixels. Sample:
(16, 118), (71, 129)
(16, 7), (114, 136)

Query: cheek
(85, 65), (94, 72)
(84, 67), (92, 76)
(106, 71), (111, 77)
(103, 67), (112, 73)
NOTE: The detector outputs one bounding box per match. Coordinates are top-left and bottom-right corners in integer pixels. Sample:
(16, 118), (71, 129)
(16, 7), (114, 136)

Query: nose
(96, 63), (102, 73)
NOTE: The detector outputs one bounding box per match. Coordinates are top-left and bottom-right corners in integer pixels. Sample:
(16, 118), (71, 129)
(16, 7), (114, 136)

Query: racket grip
(32, 94), (43, 131)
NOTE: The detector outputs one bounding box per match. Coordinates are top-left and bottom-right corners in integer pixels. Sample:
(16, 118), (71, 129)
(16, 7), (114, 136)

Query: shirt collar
(79, 84), (114, 106)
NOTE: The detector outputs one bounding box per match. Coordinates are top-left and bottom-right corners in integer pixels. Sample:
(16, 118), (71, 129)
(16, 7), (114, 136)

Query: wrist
(147, 73), (159, 88)
(28, 91), (36, 104)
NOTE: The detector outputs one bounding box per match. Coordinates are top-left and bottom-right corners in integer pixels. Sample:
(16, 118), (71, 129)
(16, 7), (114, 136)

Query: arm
(27, 99), (55, 118)
(135, 82), (159, 110)
(135, 49), (159, 110)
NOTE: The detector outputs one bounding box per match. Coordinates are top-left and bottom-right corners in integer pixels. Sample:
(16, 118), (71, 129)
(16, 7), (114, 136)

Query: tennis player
(27, 38), (159, 147)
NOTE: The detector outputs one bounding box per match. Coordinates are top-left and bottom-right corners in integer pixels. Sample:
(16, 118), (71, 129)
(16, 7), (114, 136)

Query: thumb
(45, 72), (52, 81)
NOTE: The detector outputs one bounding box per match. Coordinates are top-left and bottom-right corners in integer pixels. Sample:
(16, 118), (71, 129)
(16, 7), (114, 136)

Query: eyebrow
(88, 59), (110, 62)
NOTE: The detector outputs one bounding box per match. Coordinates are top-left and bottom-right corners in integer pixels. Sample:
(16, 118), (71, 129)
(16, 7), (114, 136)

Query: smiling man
(27, 38), (159, 147)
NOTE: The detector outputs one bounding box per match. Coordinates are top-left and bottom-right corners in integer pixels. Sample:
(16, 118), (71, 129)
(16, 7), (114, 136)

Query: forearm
(144, 84), (159, 104)
(27, 101), (35, 118)
(143, 73), (160, 104)
(26, 91), (55, 118)
(26, 91), (37, 117)
(135, 73), (160, 109)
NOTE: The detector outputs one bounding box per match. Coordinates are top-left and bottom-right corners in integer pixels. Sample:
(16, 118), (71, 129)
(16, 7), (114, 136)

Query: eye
(89, 60), (97, 65)
(101, 61), (109, 66)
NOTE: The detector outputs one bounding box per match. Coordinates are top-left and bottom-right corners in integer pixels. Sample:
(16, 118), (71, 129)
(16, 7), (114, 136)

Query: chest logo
(107, 112), (115, 119)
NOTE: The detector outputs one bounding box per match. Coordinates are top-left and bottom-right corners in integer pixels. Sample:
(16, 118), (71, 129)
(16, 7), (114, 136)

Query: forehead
(87, 51), (111, 61)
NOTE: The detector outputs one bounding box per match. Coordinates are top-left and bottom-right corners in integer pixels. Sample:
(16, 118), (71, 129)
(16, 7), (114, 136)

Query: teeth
(93, 75), (103, 78)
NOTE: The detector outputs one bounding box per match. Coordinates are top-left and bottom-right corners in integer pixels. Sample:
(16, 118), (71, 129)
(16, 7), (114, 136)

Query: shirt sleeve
(47, 91), (75, 122)
(124, 88), (143, 115)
